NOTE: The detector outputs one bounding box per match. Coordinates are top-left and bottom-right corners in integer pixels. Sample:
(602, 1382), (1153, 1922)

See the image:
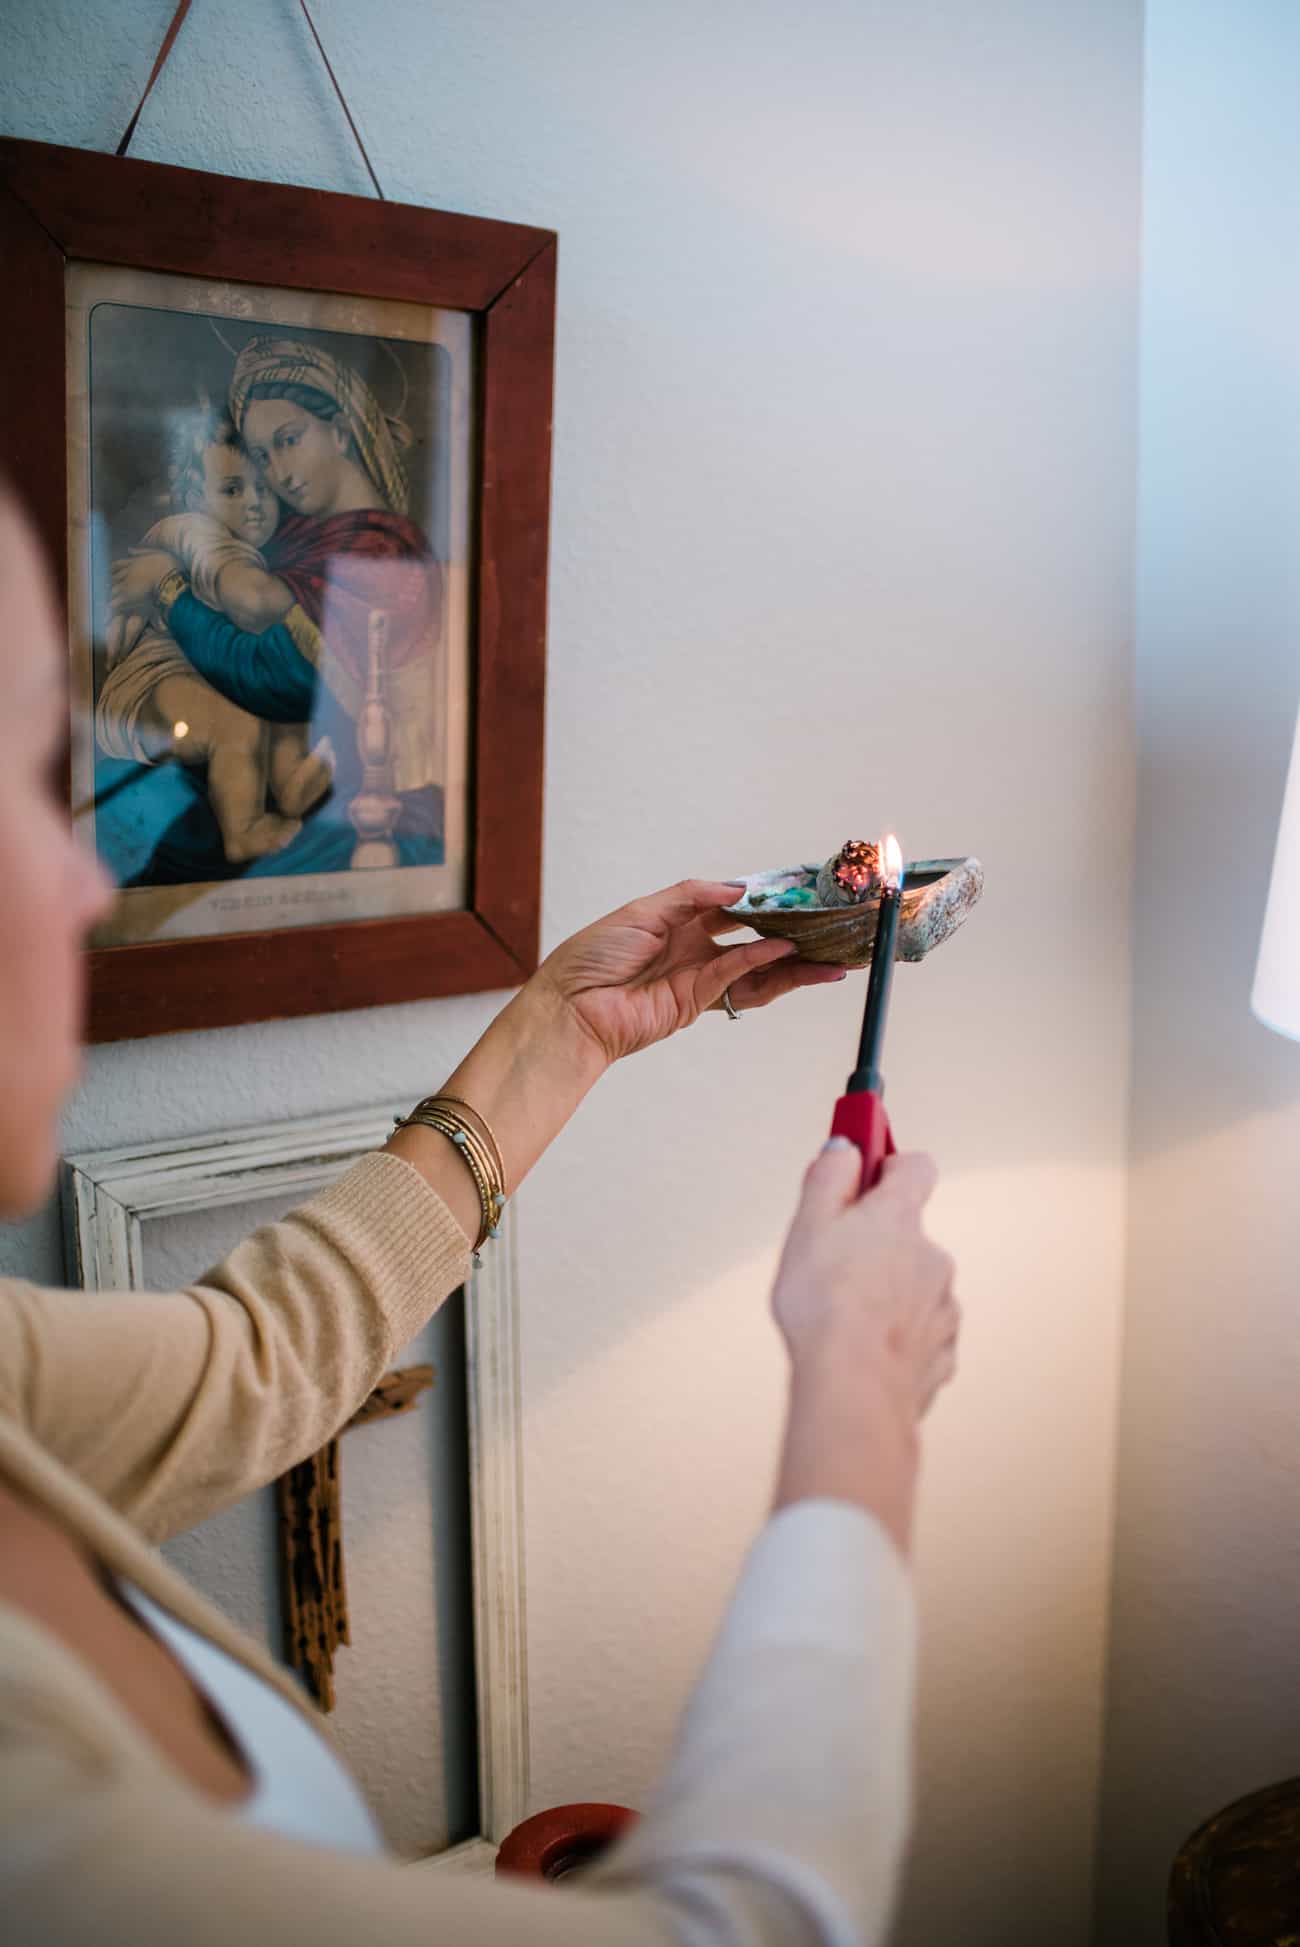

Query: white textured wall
(1, 4), (1141, 1938)
(1096, 6), (1300, 1938)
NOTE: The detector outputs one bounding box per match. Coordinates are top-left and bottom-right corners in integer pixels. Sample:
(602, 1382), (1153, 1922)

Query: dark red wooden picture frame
(0, 136), (554, 1041)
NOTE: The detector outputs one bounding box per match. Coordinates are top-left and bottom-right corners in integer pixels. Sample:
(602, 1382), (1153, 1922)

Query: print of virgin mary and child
(96, 335), (444, 885)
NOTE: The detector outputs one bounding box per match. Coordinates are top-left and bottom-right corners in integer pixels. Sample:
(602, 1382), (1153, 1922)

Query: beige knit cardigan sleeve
(0, 1150), (472, 1539)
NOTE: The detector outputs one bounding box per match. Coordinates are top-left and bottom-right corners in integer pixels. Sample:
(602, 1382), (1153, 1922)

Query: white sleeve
(583, 1500), (917, 1947)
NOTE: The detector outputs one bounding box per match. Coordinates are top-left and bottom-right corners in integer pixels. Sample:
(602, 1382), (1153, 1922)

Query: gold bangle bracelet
(403, 1111), (501, 1256)
(400, 1093), (506, 1188)
(393, 1095), (507, 1259)
(418, 1115), (499, 1206)
(408, 1113), (498, 1223)
(431, 1095), (509, 1193)
(409, 1104), (505, 1208)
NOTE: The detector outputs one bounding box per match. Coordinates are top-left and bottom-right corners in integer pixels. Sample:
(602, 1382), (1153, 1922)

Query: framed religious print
(0, 136), (554, 1039)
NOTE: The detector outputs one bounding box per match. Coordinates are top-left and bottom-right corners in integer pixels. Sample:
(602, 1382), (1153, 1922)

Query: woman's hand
(770, 1141), (959, 1548)
(110, 550), (175, 616)
(535, 878), (848, 1065)
(391, 881), (844, 1233)
(772, 1142), (959, 1419)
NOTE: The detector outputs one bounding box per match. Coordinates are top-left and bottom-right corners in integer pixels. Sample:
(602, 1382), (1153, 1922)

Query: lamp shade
(1253, 702), (1300, 1041)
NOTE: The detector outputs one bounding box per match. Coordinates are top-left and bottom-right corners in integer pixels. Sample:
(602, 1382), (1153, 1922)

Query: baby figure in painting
(96, 406), (331, 864)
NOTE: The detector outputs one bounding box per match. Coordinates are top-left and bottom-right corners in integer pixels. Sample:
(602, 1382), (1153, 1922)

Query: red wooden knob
(495, 1802), (638, 1882)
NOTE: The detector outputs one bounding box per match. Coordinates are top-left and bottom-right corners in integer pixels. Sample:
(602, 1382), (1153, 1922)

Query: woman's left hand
(537, 879), (847, 1066)
(393, 881), (848, 1224)
(110, 550), (175, 616)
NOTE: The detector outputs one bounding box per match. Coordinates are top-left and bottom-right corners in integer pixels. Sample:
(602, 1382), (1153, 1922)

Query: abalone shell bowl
(723, 856), (984, 968)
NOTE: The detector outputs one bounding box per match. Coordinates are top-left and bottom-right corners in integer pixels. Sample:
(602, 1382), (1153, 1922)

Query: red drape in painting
(268, 510), (441, 684)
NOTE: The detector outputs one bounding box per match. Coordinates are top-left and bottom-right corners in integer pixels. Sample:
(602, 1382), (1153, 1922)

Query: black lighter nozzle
(851, 884), (903, 1088)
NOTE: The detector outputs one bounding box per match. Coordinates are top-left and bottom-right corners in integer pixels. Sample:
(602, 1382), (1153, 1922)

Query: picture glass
(66, 264), (474, 945)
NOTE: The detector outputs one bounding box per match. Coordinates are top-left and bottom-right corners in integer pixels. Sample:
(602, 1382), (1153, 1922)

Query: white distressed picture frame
(60, 1106), (527, 1877)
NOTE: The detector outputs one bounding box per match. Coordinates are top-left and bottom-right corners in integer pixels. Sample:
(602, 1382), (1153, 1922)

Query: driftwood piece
(276, 1440), (347, 1711)
(346, 1363), (436, 1428)
(277, 1363), (436, 1710)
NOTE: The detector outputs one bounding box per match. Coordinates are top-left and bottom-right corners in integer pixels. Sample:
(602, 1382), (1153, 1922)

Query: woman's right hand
(771, 1140), (959, 1420)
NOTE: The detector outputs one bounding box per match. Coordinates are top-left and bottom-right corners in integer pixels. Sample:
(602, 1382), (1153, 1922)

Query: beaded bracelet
(392, 1094), (508, 1262)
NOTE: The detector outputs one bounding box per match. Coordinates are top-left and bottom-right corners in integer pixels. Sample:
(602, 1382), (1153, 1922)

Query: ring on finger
(721, 986), (741, 1020)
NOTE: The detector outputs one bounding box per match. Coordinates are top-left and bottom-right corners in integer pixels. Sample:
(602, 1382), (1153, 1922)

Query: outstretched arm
(0, 1149), (468, 1541)
(0, 885), (839, 1535)
(110, 527), (294, 636)
(386, 878), (847, 1238)
(207, 554), (295, 631)
(587, 1141), (957, 1940)
(162, 587), (317, 721)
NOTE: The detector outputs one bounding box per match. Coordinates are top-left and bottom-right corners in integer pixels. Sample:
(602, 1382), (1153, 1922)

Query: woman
(1, 486), (959, 1946)
(109, 336), (444, 881)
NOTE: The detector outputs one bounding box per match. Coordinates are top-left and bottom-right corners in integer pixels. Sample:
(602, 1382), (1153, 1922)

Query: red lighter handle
(830, 1091), (896, 1195)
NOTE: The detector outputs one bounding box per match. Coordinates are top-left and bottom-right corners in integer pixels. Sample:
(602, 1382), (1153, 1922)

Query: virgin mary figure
(109, 334), (446, 884)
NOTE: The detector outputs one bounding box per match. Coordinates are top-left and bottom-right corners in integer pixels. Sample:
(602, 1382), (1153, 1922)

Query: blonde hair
(166, 402), (244, 513)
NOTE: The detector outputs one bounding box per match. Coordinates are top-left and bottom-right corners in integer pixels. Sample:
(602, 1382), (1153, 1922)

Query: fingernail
(822, 1136), (855, 1152)
(724, 880), (747, 888)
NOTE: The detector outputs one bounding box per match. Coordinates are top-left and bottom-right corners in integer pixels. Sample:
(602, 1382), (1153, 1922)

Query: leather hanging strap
(117, 0), (386, 200)
(295, 0), (386, 200)
(116, 0), (194, 156)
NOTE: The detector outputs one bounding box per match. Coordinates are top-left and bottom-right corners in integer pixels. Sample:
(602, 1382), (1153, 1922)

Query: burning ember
(816, 838), (885, 908)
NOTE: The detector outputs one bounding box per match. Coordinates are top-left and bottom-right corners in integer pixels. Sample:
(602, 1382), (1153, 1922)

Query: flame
(173, 720), (189, 740)
(880, 833), (904, 891)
